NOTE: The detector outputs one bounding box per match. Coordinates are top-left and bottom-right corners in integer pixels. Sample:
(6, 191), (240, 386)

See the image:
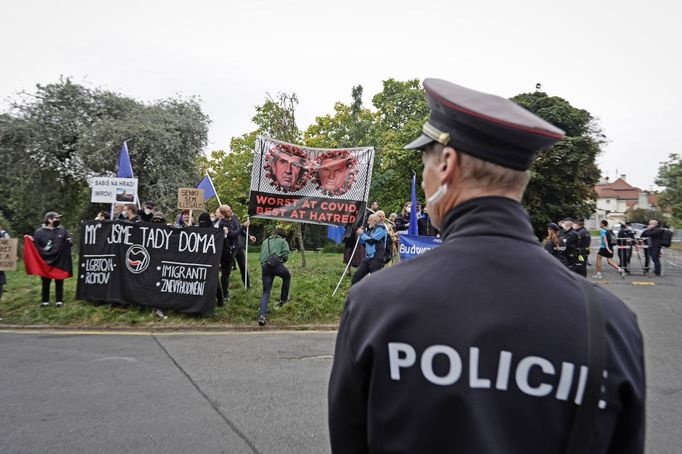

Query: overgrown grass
(0, 252), (351, 327)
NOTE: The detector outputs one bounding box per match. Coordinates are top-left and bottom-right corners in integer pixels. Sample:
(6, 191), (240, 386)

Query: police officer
(328, 79), (645, 453)
(617, 222), (636, 274)
(574, 218), (591, 277)
(558, 218), (581, 274)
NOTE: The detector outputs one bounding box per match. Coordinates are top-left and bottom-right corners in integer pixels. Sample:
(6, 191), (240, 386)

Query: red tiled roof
(595, 178), (641, 200)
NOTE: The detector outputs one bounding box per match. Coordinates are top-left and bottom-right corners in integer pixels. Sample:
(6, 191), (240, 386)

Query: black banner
(76, 221), (224, 315)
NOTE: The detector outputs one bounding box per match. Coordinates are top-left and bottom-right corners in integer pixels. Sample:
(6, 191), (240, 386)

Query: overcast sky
(2, 0), (680, 190)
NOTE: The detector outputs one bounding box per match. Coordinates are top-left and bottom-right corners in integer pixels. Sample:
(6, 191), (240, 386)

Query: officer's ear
(440, 146), (459, 183)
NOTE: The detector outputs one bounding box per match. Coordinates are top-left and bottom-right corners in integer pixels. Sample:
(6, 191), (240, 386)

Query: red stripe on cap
(425, 87), (565, 140)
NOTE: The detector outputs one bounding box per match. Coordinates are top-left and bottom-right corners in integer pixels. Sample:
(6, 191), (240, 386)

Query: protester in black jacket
(417, 204), (438, 236)
(139, 201), (156, 222)
(394, 202), (412, 232)
(33, 212), (72, 307)
(641, 219), (664, 276)
(124, 204), (142, 223)
(214, 205), (250, 300)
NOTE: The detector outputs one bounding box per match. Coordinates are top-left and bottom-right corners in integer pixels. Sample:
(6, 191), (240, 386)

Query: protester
(375, 210), (397, 266)
(151, 211), (166, 224)
(574, 218), (591, 277)
(388, 212), (398, 225)
(214, 205), (249, 300)
(124, 204), (142, 223)
(417, 203), (438, 236)
(32, 212), (73, 307)
(343, 217), (365, 273)
(394, 202), (411, 232)
(0, 223), (9, 302)
(369, 201), (379, 213)
(196, 211), (224, 307)
(640, 219), (664, 276)
(617, 222), (636, 274)
(594, 220), (625, 279)
(112, 203), (126, 220)
(258, 228), (291, 326)
(543, 222), (560, 257)
(329, 78), (644, 453)
(175, 209), (192, 228)
(234, 228), (257, 288)
(139, 201), (156, 222)
(351, 214), (387, 285)
(95, 211), (110, 221)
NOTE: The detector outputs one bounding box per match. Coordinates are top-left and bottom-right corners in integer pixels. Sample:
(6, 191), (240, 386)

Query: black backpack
(382, 234), (393, 264)
(661, 229), (673, 248)
(605, 229), (617, 247)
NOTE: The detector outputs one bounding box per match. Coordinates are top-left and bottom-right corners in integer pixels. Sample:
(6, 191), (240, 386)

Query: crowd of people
(543, 217), (671, 278)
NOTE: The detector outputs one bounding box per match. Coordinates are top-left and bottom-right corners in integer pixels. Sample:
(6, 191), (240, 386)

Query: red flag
(23, 235), (72, 280)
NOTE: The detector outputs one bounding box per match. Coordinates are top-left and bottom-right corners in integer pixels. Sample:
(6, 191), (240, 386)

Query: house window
(606, 199), (610, 204)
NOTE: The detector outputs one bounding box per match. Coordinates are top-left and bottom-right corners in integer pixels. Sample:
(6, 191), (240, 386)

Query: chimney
(620, 174), (627, 181)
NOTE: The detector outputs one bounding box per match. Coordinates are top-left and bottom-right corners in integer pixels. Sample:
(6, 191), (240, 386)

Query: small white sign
(89, 177), (139, 204)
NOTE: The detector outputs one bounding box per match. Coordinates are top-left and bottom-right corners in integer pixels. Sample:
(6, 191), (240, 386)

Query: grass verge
(0, 252), (350, 328)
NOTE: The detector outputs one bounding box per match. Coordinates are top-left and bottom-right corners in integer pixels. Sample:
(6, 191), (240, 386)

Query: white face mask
(426, 183), (448, 206)
(145, 208), (152, 214)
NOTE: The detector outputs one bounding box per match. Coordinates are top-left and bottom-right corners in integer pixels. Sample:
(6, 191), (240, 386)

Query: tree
(656, 154), (682, 225)
(512, 92), (603, 239)
(0, 78), (210, 234)
(626, 208), (664, 225)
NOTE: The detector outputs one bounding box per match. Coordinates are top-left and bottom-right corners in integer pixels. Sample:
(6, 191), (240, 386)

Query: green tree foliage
(626, 208), (665, 225)
(513, 92), (603, 238)
(656, 154), (682, 224)
(0, 78), (209, 234)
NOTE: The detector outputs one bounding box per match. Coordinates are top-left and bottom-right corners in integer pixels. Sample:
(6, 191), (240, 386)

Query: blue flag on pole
(196, 175), (217, 201)
(408, 173), (418, 235)
(117, 142), (134, 178)
(327, 225), (346, 245)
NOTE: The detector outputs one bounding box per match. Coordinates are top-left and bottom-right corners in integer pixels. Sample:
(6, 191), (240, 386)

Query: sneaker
(619, 268), (626, 279)
(258, 315), (267, 326)
(591, 273), (602, 279)
(55, 301), (63, 307)
(40, 302), (49, 307)
(154, 309), (168, 320)
(277, 299), (289, 308)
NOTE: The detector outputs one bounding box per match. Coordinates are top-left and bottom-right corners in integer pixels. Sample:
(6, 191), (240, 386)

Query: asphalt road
(1, 272), (681, 453)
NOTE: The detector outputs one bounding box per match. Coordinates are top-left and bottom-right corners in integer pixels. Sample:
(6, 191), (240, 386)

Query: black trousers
(234, 248), (250, 288)
(351, 258), (384, 285)
(41, 277), (64, 303)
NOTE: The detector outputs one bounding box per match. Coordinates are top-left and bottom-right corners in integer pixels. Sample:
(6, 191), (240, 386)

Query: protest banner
(248, 136), (375, 227)
(0, 238), (18, 271)
(399, 234), (442, 261)
(178, 188), (205, 210)
(76, 221), (223, 315)
(88, 177), (139, 204)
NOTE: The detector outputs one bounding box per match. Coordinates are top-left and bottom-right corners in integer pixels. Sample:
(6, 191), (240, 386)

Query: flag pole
(207, 174), (222, 206)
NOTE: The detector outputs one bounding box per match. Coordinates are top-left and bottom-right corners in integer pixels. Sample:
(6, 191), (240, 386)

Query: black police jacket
(558, 228), (580, 266)
(575, 226), (591, 256)
(328, 196), (644, 454)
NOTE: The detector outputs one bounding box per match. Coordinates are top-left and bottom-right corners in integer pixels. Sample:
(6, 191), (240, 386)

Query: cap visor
(404, 134), (434, 150)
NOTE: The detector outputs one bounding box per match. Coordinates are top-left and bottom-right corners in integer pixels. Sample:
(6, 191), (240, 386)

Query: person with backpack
(640, 219), (665, 276)
(376, 210), (396, 266)
(594, 220), (625, 279)
(258, 228), (290, 326)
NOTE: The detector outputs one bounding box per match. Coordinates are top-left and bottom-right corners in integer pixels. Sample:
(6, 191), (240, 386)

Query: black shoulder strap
(566, 278), (607, 454)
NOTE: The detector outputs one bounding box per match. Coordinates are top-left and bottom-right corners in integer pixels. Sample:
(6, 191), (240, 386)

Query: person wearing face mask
(328, 79), (645, 454)
(557, 218), (581, 274)
(139, 201), (156, 222)
(31, 212), (73, 307)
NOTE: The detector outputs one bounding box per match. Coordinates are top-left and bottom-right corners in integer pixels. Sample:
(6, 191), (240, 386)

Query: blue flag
(196, 175), (218, 201)
(408, 173), (418, 235)
(117, 142), (134, 178)
(327, 225), (346, 245)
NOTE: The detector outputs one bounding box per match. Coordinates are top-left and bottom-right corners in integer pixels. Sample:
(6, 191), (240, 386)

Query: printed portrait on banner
(248, 137), (374, 227)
